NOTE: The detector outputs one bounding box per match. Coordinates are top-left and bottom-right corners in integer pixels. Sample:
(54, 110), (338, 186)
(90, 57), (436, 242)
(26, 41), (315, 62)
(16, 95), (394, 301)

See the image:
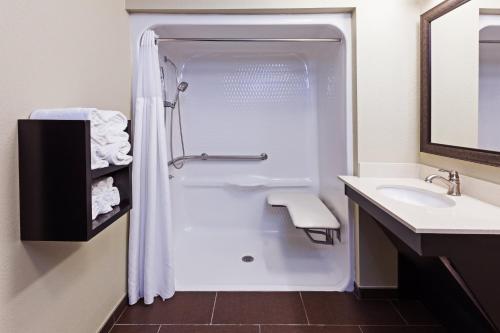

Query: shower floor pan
(175, 229), (351, 291)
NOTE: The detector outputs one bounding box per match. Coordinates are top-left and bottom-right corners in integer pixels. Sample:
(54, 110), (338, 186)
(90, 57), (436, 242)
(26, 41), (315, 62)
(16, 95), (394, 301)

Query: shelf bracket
(301, 227), (341, 246)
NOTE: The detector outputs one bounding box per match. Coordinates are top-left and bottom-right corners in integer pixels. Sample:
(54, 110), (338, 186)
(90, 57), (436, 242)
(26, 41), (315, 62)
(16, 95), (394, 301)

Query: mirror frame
(421, 0), (500, 167)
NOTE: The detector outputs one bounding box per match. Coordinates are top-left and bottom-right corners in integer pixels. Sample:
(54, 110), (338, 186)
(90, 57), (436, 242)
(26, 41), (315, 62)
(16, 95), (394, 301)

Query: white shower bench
(267, 191), (341, 245)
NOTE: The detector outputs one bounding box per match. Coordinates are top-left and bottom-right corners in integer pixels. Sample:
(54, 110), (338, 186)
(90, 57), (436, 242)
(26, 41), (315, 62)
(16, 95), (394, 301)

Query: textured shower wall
(171, 51), (316, 229)
(180, 52), (315, 176)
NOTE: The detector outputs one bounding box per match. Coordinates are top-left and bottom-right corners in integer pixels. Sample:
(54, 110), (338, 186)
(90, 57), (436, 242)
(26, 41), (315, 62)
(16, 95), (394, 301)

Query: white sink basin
(376, 185), (456, 208)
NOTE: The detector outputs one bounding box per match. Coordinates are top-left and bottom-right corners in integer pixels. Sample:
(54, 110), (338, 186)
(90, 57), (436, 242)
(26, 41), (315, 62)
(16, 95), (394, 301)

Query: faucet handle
(438, 169), (459, 180)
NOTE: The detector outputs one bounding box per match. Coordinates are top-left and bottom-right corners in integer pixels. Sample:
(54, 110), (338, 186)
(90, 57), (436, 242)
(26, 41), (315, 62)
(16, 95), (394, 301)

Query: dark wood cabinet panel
(18, 119), (132, 241)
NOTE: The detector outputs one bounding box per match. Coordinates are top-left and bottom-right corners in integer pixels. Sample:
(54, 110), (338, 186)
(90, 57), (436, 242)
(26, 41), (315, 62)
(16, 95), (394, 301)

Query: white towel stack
(30, 108), (133, 169)
(91, 177), (121, 219)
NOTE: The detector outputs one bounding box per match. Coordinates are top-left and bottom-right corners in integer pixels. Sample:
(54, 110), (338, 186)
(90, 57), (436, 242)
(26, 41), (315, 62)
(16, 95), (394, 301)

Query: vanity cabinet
(344, 184), (500, 333)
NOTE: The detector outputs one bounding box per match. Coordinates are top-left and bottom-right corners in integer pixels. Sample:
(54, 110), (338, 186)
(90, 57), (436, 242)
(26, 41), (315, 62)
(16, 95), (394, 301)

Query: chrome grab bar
(168, 153), (268, 167)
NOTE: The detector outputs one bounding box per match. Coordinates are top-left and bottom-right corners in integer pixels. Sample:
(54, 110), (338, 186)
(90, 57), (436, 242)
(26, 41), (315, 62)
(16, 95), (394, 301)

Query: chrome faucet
(425, 169), (461, 196)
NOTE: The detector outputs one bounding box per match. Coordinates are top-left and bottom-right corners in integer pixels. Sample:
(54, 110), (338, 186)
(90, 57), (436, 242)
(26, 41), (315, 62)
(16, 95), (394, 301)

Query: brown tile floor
(109, 292), (446, 333)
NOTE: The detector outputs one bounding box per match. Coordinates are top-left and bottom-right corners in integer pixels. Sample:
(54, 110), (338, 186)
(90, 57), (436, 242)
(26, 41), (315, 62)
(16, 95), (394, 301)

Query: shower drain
(241, 255), (254, 263)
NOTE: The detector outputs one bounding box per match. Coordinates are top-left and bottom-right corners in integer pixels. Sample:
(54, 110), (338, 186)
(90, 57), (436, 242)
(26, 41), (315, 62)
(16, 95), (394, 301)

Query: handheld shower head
(177, 82), (189, 92)
(164, 81), (189, 109)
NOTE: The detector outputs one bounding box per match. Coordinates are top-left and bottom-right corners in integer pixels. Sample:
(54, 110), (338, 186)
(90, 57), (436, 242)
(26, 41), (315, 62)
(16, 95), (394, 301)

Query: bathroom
(2, 0), (500, 332)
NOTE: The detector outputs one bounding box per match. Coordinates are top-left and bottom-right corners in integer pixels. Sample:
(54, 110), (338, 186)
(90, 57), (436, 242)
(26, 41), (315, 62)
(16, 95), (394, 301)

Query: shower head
(177, 82), (189, 92)
(164, 81), (189, 109)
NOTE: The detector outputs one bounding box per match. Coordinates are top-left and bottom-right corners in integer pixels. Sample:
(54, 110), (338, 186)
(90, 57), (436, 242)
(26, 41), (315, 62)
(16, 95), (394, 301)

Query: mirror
(479, 23), (500, 151)
(421, 0), (500, 166)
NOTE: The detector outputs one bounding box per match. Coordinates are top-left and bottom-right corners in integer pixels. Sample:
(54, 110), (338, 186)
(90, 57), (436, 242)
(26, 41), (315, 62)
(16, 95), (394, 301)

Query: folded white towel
(30, 108), (130, 170)
(102, 187), (121, 207)
(92, 195), (114, 220)
(91, 128), (130, 146)
(92, 176), (113, 192)
(92, 186), (121, 219)
(96, 141), (132, 165)
(91, 145), (109, 170)
(30, 108), (99, 122)
(93, 110), (128, 132)
(91, 177), (121, 219)
(30, 108), (127, 130)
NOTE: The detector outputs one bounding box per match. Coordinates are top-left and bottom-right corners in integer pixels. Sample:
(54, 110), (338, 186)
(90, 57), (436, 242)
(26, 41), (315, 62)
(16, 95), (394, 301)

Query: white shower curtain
(128, 30), (175, 305)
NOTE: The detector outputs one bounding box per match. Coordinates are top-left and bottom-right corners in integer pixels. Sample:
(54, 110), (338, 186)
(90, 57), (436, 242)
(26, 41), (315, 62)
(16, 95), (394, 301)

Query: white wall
(0, 1), (131, 332)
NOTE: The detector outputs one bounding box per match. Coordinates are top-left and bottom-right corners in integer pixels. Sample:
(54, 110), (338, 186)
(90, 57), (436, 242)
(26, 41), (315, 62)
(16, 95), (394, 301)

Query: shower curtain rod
(156, 37), (342, 43)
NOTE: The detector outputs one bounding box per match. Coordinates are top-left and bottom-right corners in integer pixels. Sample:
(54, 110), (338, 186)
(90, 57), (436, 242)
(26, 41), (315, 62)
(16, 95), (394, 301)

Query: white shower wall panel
(181, 52), (317, 179)
(130, 14), (353, 291)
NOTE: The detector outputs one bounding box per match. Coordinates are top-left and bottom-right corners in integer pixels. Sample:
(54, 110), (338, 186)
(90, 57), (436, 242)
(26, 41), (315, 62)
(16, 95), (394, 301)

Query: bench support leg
(302, 228), (340, 245)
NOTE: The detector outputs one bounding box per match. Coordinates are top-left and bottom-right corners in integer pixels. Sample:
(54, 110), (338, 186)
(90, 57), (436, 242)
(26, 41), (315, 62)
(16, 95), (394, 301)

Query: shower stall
(130, 14), (353, 291)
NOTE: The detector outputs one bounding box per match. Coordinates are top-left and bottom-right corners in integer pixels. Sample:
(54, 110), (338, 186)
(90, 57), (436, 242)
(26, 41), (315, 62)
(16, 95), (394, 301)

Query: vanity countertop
(339, 176), (500, 235)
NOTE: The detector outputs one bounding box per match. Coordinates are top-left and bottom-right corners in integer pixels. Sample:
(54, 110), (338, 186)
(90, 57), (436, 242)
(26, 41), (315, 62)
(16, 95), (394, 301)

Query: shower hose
(167, 98), (186, 170)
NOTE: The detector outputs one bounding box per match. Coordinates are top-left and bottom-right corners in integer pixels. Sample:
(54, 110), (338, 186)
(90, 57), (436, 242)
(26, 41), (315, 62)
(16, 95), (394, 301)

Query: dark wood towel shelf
(91, 164), (131, 179)
(18, 119), (132, 241)
(91, 201), (131, 237)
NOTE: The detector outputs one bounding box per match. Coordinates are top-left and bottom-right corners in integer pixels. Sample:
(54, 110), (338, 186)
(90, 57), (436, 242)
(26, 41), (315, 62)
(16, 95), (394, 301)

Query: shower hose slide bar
(168, 153), (268, 167)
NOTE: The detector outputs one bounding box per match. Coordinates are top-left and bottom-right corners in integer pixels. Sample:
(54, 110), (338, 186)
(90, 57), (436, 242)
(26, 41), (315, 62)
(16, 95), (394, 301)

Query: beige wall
(355, 1), (421, 287)
(126, 0), (422, 288)
(0, 1), (131, 332)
